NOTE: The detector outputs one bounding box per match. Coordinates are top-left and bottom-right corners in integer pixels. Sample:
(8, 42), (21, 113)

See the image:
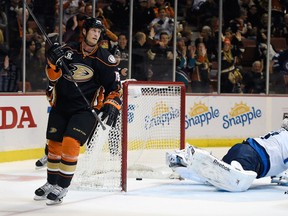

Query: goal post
(72, 81), (186, 192)
(121, 81), (186, 191)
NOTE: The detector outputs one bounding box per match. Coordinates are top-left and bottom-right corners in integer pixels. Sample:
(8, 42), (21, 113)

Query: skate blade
(35, 165), (47, 170)
(46, 198), (63, 205)
(34, 195), (47, 201)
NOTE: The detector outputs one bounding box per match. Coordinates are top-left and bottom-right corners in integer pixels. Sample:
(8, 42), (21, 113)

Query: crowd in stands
(1, 0), (288, 93)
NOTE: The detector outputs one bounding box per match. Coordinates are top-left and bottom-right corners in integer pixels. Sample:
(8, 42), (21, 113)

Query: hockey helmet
(83, 17), (104, 32)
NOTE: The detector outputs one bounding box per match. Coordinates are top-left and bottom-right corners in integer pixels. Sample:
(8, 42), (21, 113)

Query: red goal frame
(121, 81), (186, 191)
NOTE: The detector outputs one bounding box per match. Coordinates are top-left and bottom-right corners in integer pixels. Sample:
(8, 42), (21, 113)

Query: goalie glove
(100, 93), (121, 127)
(47, 43), (65, 68)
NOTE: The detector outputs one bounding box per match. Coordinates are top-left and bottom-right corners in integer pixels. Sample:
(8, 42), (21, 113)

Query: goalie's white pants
(178, 145), (257, 192)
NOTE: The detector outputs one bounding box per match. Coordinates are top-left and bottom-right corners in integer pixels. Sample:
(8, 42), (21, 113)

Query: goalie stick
(24, 2), (106, 130)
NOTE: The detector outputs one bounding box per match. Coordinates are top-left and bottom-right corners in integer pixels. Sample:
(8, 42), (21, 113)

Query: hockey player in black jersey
(34, 17), (121, 205)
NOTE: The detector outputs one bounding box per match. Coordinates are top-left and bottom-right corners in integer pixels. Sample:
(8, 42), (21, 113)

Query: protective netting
(72, 82), (184, 191)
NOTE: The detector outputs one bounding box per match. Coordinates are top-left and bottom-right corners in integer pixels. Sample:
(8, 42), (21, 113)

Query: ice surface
(0, 148), (288, 216)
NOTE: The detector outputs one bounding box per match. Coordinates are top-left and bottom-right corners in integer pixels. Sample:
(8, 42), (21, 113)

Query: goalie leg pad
(166, 145), (210, 184)
(186, 145), (257, 192)
(172, 166), (209, 184)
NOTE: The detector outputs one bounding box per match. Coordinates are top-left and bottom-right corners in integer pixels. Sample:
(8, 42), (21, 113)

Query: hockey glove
(100, 96), (121, 127)
(47, 43), (65, 68)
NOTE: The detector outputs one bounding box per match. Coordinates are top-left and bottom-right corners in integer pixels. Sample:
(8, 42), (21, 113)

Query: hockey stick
(24, 3), (106, 130)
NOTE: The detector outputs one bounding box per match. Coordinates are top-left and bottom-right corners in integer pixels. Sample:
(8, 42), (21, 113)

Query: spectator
(183, 0), (197, 28)
(62, 0), (85, 25)
(194, 25), (217, 61)
(228, 7), (252, 39)
(175, 37), (193, 92)
(179, 23), (194, 46)
(190, 42), (211, 93)
(53, 22), (67, 36)
(271, 0), (285, 32)
(153, 0), (175, 18)
(256, 12), (269, 39)
(196, 0), (219, 25)
(6, 0), (21, 60)
(31, 0), (57, 34)
(104, 0), (130, 35)
(223, 27), (244, 66)
(63, 13), (87, 43)
(131, 31), (152, 81)
(246, 5), (261, 38)
(148, 6), (174, 40)
(256, 13), (276, 64)
(0, 6), (7, 33)
(220, 38), (243, 93)
(147, 31), (173, 81)
(0, 44), (19, 92)
(25, 40), (47, 91)
(95, 8), (111, 30)
(274, 13), (288, 44)
(94, 9), (118, 49)
(242, 60), (266, 93)
(110, 33), (129, 80)
(133, 0), (156, 34)
(223, 0), (241, 30)
(270, 49), (288, 94)
(240, 0), (255, 10)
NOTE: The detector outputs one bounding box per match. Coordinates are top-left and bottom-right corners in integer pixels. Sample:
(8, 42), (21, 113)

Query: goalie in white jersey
(166, 118), (288, 192)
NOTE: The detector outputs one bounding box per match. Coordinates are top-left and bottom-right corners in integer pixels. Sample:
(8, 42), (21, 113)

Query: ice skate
(46, 185), (68, 205)
(271, 170), (288, 186)
(34, 182), (54, 200)
(35, 155), (48, 169)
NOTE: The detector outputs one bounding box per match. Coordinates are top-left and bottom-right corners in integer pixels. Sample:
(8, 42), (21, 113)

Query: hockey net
(72, 81), (185, 191)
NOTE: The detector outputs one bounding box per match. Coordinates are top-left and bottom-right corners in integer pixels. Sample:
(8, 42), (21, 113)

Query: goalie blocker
(167, 145), (257, 192)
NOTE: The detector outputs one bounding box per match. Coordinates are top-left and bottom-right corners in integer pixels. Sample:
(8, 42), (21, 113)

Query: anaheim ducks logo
(48, 127), (57, 133)
(63, 63), (94, 82)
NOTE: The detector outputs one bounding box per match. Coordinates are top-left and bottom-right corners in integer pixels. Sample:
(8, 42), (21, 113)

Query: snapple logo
(185, 102), (220, 129)
(144, 101), (180, 129)
(222, 102), (261, 129)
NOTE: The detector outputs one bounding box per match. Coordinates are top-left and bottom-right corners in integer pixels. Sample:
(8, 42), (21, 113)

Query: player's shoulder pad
(97, 47), (118, 66)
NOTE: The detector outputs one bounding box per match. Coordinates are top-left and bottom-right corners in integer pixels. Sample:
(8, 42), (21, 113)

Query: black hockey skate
(46, 185), (68, 205)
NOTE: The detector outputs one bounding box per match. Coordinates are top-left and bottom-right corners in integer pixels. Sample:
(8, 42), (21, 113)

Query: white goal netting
(72, 81), (185, 191)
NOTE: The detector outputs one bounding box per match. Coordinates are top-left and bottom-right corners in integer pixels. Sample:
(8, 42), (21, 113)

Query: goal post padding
(72, 81), (186, 192)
